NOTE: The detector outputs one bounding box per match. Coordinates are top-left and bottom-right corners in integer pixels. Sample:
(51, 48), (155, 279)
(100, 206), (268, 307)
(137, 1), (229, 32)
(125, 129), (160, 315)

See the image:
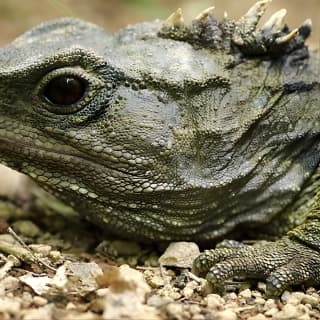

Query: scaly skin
(0, 1), (320, 295)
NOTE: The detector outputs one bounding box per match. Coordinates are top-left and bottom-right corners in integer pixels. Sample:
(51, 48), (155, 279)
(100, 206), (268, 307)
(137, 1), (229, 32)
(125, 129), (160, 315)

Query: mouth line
(0, 135), (258, 208)
(0, 135), (138, 179)
(0, 134), (277, 199)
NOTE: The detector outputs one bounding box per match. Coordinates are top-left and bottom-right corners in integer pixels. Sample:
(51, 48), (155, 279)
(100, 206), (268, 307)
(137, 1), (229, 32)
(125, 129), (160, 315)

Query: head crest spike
(275, 28), (299, 44)
(195, 7), (215, 23)
(299, 18), (312, 40)
(158, 2), (310, 61)
(163, 8), (184, 29)
(262, 9), (287, 33)
(240, 0), (272, 27)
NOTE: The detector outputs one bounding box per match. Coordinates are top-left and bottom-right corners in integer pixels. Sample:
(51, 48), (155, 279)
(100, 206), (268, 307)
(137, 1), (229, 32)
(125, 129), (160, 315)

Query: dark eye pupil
(44, 75), (86, 105)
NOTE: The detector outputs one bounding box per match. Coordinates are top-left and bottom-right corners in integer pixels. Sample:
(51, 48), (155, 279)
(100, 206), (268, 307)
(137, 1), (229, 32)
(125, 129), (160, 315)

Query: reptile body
(0, 0), (320, 295)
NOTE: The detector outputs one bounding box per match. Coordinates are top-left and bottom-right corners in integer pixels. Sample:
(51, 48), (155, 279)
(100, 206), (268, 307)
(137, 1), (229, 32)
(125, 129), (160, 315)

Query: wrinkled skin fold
(0, 0), (320, 295)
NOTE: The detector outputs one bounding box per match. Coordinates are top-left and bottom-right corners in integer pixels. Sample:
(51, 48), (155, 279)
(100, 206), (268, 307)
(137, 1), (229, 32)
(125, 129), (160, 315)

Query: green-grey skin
(0, 3), (320, 296)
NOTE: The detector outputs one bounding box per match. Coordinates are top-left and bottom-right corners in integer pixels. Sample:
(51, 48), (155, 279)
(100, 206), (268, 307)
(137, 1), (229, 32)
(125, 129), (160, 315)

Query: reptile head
(0, 2), (319, 241)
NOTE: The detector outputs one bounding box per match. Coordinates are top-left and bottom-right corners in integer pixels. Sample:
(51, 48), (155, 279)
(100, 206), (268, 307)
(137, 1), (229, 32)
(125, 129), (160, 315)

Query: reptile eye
(43, 75), (87, 106)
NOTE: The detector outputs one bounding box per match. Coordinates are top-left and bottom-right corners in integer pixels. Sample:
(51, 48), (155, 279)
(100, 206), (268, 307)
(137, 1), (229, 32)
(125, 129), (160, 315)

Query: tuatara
(0, 0), (319, 296)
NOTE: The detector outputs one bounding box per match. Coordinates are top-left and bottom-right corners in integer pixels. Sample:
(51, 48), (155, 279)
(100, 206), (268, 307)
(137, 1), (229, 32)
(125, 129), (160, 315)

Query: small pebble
(264, 307), (279, 317)
(192, 314), (205, 320)
(29, 244), (52, 256)
(182, 286), (194, 299)
(96, 288), (109, 297)
(0, 234), (16, 244)
(215, 309), (237, 320)
(224, 302), (240, 309)
(306, 287), (318, 295)
(159, 284), (182, 300)
(23, 304), (53, 320)
(205, 294), (225, 309)
(263, 299), (277, 311)
(302, 294), (320, 307)
(166, 303), (184, 318)
(149, 275), (165, 289)
(257, 282), (266, 292)
(66, 302), (77, 310)
(247, 314), (267, 320)
(255, 297), (266, 305)
(239, 288), (252, 299)
(21, 292), (33, 308)
(276, 304), (307, 319)
(251, 290), (262, 298)
(0, 276), (20, 293)
(282, 291), (305, 305)
(147, 295), (173, 307)
(0, 297), (21, 314)
(48, 250), (62, 262)
(33, 296), (48, 307)
(226, 292), (238, 300)
(189, 304), (201, 315)
(304, 303), (312, 310)
(159, 242), (200, 268)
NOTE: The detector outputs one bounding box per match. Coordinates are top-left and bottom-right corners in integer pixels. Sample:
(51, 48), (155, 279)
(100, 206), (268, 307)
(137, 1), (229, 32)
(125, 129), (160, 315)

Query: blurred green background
(0, 0), (319, 48)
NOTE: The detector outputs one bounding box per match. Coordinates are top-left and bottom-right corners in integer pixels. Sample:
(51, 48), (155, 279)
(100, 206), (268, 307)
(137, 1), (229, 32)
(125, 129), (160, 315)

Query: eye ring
(35, 67), (103, 115)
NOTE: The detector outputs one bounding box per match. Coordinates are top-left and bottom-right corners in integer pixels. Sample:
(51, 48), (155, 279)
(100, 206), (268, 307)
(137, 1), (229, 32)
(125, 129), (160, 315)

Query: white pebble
(302, 294), (320, 307)
(239, 288), (252, 299)
(205, 294), (225, 309)
(247, 314), (267, 320)
(282, 291), (305, 305)
(33, 296), (48, 307)
(215, 310), (237, 320)
(264, 307), (279, 317)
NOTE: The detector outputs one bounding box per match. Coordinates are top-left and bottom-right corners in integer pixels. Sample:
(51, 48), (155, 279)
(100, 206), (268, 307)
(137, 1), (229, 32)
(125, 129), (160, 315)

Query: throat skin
(0, 14), (319, 242)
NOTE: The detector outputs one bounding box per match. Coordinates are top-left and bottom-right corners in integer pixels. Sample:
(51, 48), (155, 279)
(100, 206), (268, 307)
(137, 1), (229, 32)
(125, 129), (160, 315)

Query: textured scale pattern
(0, 1), (320, 295)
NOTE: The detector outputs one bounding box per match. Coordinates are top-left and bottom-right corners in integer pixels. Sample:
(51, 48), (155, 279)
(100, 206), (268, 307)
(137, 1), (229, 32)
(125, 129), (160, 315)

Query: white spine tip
(164, 8), (184, 29)
(275, 28), (299, 44)
(262, 8), (287, 32)
(195, 6), (215, 22)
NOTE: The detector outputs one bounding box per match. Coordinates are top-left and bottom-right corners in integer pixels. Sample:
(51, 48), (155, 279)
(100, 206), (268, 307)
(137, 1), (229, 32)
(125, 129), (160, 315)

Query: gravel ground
(0, 235), (319, 320)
